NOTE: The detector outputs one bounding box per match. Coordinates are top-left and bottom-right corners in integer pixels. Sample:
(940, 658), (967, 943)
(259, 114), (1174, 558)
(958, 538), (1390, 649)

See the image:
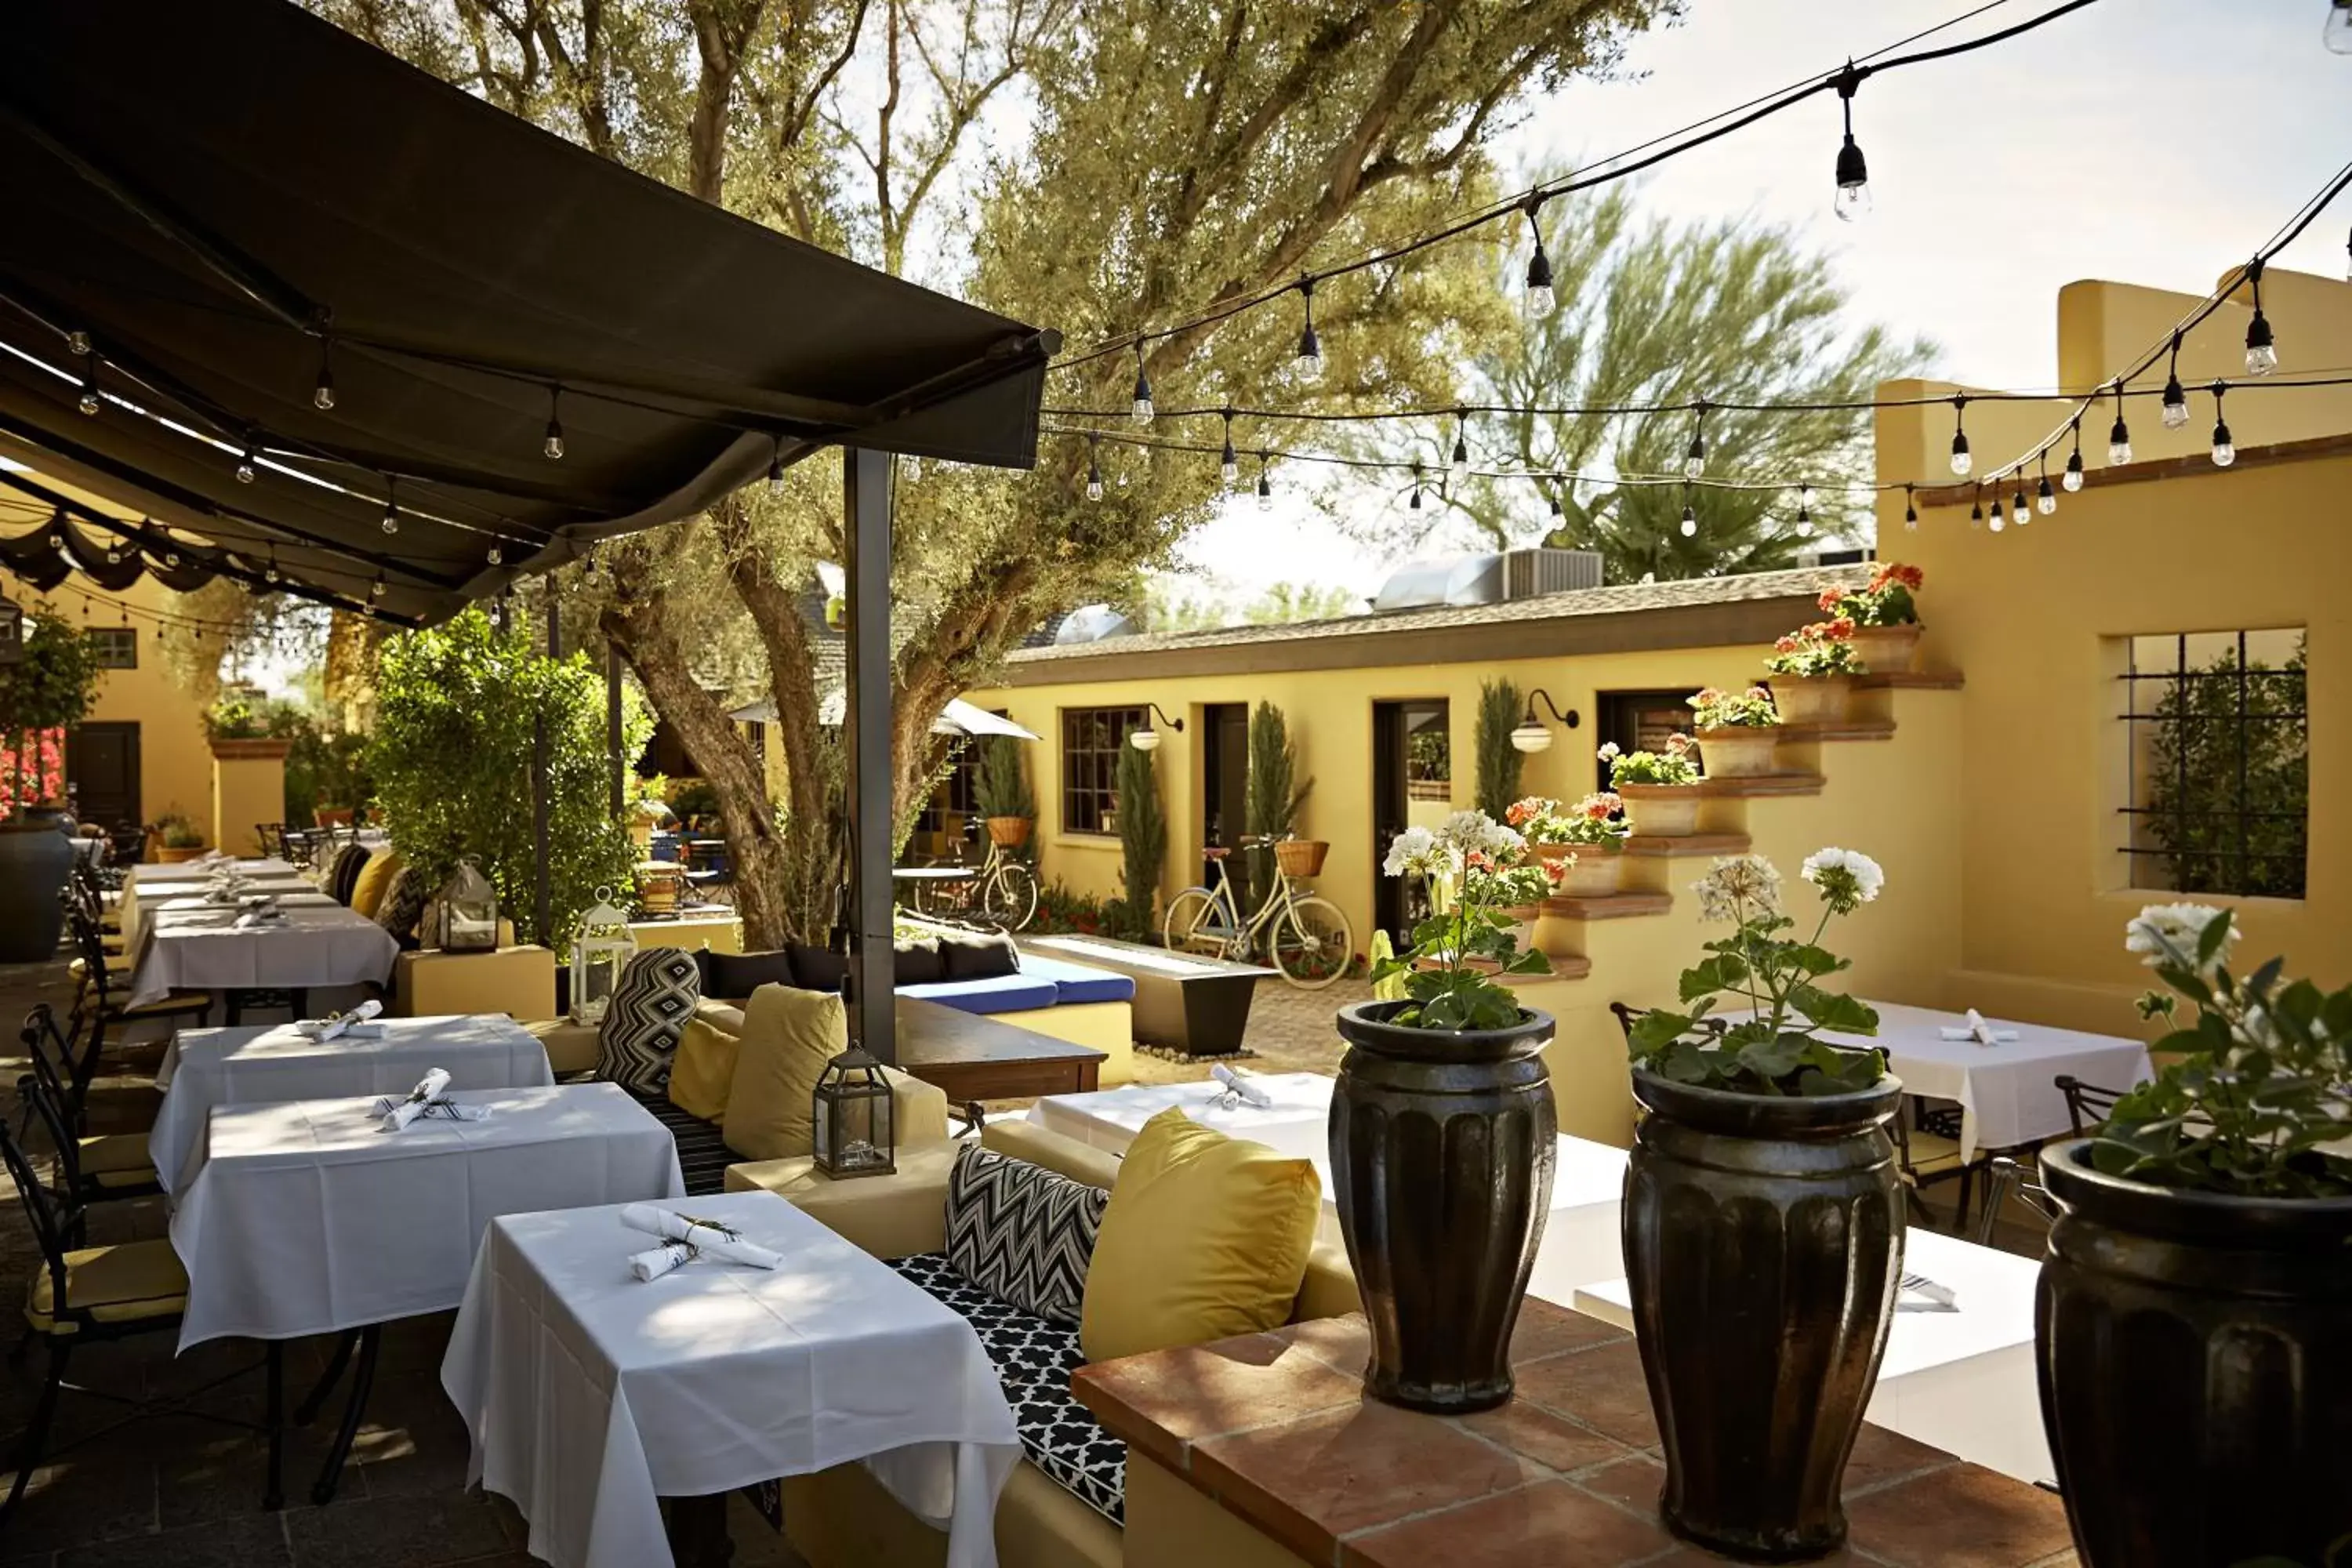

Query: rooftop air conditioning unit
(1501, 548), (1603, 601)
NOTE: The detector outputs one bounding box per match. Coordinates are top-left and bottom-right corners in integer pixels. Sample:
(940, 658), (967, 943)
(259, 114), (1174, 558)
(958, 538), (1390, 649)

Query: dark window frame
(1060, 706), (1145, 836)
(85, 626), (137, 670)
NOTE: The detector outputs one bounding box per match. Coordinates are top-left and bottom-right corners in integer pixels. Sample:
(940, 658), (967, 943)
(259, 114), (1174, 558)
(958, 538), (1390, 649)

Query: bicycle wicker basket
(1272, 838), (1328, 877)
(985, 816), (1032, 849)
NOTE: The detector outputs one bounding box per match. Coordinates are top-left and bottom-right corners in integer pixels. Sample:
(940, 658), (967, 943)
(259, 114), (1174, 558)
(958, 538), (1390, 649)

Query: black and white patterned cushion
(944, 1145), (1107, 1327)
(887, 1252), (1125, 1526)
(374, 866), (429, 946)
(325, 842), (371, 906)
(597, 949), (700, 1094)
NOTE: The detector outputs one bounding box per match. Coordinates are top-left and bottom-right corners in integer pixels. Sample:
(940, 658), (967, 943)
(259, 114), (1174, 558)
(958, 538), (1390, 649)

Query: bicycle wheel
(980, 862), (1039, 931)
(1272, 895), (1355, 989)
(1162, 888), (1231, 957)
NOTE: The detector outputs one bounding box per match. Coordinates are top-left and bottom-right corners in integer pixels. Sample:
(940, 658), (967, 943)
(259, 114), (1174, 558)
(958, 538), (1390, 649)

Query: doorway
(1372, 698), (1451, 944)
(1200, 702), (1250, 905)
(67, 721), (141, 831)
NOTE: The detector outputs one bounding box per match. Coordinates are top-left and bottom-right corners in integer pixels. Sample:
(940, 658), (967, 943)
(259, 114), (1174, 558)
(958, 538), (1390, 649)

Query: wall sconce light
(1128, 702), (1187, 752)
(1510, 688), (1580, 753)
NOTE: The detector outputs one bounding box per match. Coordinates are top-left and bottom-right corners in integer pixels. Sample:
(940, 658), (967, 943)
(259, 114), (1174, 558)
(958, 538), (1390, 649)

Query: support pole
(534, 588), (559, 952)
(842, 446), (896, 1064)
(606, 643), (625, 818)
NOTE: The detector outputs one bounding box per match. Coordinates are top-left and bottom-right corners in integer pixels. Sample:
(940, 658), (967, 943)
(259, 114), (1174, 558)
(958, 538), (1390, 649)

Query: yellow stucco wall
(61, 575), (215, 838)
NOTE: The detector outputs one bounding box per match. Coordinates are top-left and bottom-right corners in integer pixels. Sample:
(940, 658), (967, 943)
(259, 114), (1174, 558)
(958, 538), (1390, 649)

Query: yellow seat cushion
(1901, 1130), (1969, 1178)
(349, 849), (405, 919)
(77, 1134), (155, 1178)
(24, 1241), (187, 1335)
(1080, 1107), (1323, 1364)
(666, 1014), (743, 1123)
(720, 983), (847, 1163)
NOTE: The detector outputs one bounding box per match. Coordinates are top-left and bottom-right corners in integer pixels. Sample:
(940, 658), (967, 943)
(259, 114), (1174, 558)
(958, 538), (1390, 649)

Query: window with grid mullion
(1061, 706), (1144, 835)
(2119, 629), (2306, 898)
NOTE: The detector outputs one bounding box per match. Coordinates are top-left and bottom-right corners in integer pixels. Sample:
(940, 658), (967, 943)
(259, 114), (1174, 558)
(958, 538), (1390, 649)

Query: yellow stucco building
(965, 267), (2347, 1145)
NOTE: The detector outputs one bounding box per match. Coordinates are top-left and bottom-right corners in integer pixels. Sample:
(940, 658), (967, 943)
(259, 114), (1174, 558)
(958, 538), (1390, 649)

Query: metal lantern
(435, 858), (500, 953)
(568, 887), (636, 1025)
(811, 1028), (895, 1180)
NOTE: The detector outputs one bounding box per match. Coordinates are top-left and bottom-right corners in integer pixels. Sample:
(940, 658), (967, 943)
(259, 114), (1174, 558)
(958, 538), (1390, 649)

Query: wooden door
(66, 721), (141, 832)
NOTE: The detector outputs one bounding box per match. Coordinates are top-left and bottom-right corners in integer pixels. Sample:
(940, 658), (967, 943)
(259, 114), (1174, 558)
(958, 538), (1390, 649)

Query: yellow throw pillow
(666, 1015), (742, 1123)
(1080, 1107), (1323, 1363)
(349, 849), (404, 919)
(720, 983), (847, 1162)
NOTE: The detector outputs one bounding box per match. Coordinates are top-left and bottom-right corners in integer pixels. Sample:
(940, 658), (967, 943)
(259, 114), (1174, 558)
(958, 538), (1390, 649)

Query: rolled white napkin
(630, 1242), (697, 1283)
(382, 1067), (453, 1131)
(1210, 1063), (1275, 1109)
(619, 1203), (784, 1272)
(1939, 1007), (2020, 1046)
(297, 1000), (384, 1043)
(232, 907), (288, 930)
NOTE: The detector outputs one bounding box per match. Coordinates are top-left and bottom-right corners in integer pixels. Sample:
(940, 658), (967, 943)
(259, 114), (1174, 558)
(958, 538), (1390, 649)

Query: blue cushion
(901, 974), (1060, 1014)
(1017, 956), (1136, 1007)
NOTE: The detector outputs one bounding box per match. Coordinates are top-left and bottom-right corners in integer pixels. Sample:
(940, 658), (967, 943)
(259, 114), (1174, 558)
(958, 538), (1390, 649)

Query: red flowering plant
(1820, 562), (1924, 629)
(1690, 685), (1780, 729)
(1504, 795), (1573, 846)
(1762, 619), (1866, 679)
(1555, 790), (1632, 850)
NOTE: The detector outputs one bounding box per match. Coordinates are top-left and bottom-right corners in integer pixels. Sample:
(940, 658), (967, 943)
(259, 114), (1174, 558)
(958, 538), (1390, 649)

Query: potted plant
(0, 603), (103, 960)
(1690, 684), (1783, 778)
(626, 774), (673, 854)
(1461, 852), (1560, 957)
(1549, 791), (1630, 898)
(154, 810), (210, 863)
(1341, 810), (1557, 1413)
(1821, 563), (1924, 675)
(1602, 735), (1701, 837)
(973, 733), (1035, 852)
(1248, 700), (1321, 877)
(1762, 619), (1867, 726)
(1621, 850), (1900, 1560)
(2035, 906), (2352, 1568)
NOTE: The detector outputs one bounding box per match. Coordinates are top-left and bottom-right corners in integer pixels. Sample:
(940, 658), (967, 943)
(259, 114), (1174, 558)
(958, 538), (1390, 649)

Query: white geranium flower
(1438, 811), (1493, 851)
(1802, 847), (1886, 912)
(1382, 825), (1439, 878)
(1483, 821), (1527, 862)
(1596, 741), (1621, 760)
(2125, 903), (2236, 974)
(1691, 854), (1782, 923)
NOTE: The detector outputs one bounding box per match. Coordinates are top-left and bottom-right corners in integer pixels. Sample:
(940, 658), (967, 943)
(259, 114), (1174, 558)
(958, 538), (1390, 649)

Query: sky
(1170, 0), (2352, 610)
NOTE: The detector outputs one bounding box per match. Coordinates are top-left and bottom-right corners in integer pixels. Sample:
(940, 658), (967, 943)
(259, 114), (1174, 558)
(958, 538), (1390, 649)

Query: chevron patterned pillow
(944, 1144), (1109, 1327)
(597, 949), (702, 1096)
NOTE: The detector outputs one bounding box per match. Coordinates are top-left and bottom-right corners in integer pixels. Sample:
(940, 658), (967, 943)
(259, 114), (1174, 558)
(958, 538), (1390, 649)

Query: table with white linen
(1841, 1002), (2153, 1160)
(1573, 1227), (2052, 1485)
(169, 1083), (684, 1348)
(119, 858), (308, 944)
(443, 1190), (1021, 1568)
(150, 1014), (555, 1196)
(126, 897), (398, 1007)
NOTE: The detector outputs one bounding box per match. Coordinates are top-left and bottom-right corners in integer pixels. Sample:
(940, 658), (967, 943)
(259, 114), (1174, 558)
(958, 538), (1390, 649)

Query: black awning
(0, 0), (1053, 624)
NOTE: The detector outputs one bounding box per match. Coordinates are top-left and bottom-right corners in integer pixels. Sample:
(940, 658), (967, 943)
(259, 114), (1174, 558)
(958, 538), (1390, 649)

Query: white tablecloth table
(126, 897), (399, 1007)
(443, 1190), (1021, 1568)
(150, 1015), (555, 1196)
(120, 859), (310, 944)
(129, 856), (298, 886)
(1840, 1002), (2153, 1160)
(1573, 1227), (2052, 1485)
(169, 1083), (684, 1349)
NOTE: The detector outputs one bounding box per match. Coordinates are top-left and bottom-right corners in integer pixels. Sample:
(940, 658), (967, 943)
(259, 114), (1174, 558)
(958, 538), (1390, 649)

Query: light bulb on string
(1256, 452), (1273, 512)
(1548, 492), (1564, 521)
(1291, 280), (1323, 384)
(2037, 452), (2057, 514)
(2161, 333), (2190, 428)
(78, 367), (100, 417)
(66, 329), (90, 357)
(1903, 485), (1918, 531)
(1130, 340), (1154, 426)
(381, 477), (400, 535)
(2107, 386), (2132, 465)
(2209, 382), (2235, 466)
(263, 550), (279, 584)
(1448, 412), (1472, 491)
(767, 437), (785, 493)
(1795, 503), (1813, 537)
(487, 543), (504, 567)
(1947, 395), (1972, 476)
(1522, 201), (1556, 319)
(1219, 408), (1239, 486)
(2064, 419), (2085, 491)
(1832, 63), (1871, 222)
(1683, 401), (1708, 478)
(544, 387), (566, 459)
(235, 440), (259, 484)
(2243, 258), (2278, 376)
(1085, 436), (1103, 502)
(371, 575), (387, 600)
(1679, 484), (1697, 539)
(2012, 475), (2031, 525)
(1798, 482), (1816, 514)
(1969, 488), (1984, 529)
(313, 337), (336, 411)
(1408, 465), (1424, 510)
(1989, 495), (2006, 533)
(2330, 0), (2352, 52)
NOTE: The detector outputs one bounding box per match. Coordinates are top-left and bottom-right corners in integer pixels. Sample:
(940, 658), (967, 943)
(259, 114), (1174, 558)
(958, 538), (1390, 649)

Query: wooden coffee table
(895, 996), (1105, 1127)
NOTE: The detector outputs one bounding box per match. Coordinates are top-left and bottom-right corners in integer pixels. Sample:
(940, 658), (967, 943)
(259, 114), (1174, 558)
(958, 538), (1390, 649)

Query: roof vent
(1053, 604), (1139, 644)
(1502, 547), (1602, 599)
(1370, 554), (1504, 613)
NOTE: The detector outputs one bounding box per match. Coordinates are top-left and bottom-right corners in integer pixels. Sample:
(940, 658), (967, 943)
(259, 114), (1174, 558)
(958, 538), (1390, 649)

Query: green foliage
(2144, 641), (2306, 900)
(1762, 622), (1865, 679)
(1145, 579), (1361, 634)
(368, 608), (652, 949)
(285, 727), (373, 822)
(666, 779), (722, 829)
(1245, 702), (1312, 842)
(1029, 877), (1109, 937)
(1689, 685), (1778, 729)
(1473, 678), (1525, 818)
(1628, 855), (1887, 1096)
(1345, 186), (1934, 580)
(2093, 909), (2351, 1198)
(1115, 741), (1165, 931)
(0, 608), (104, 734)
(1605, 746), (1697, 787)
(973, 734), (1036, 824)
(1373, 814), (1551, 1030)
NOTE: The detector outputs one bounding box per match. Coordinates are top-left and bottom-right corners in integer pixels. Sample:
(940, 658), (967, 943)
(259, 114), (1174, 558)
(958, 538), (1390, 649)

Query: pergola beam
(842, 445), (895, 1063)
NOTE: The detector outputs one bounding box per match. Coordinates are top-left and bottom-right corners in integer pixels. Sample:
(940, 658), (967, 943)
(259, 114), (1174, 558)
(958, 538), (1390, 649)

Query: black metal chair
(1973, 1154), (2056, 1247)
(253, 822), (289, 859)
(17, 1007), (162, 1207)
(60, 907), (211, 1094)
(2056, 1075), (2128, 1137)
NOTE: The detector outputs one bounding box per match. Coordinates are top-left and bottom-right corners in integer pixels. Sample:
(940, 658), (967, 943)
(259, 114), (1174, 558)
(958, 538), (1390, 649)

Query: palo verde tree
(312, 0), (1676, 945)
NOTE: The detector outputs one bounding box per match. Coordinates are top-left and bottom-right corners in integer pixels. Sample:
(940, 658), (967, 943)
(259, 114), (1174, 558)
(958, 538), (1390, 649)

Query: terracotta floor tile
(1459, 1399), (1637, 1475)
(1074, 1334), (1364, 1469)
(1842, 1422), (1958, 1496)
(1511, 1339), (1660, 1449)
(1845, 1464), (2075, 1568)
(1345, 1479), (1672, 1568)
(1575, 1454), (1668, 1515)
(1191, 1400), (1548, 1556)
(1283, 1315), (1374, 1378)
(1509, 1299), (1631, 1360)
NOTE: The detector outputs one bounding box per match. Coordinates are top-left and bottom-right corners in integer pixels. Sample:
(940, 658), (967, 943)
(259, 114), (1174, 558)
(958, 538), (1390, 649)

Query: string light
(1679, 484), (1697, 538)
(1683, 400), (1708, 478)
(1833, 63), (1871, 223)
(2063, 419), (2085, 491)
(767, 436), (785, 493)
(313, 337), (337, 411)
(263, 548), (279, 585)
(2037, 451), (2057, 514)
(1969, 487), (1984, 528)
(2107, 384), (2133, 466)
(487, 543), (504, 566)
(1522, 201), (1556, 318)
(2330, 0), (2352, 52)
(544, 387), (566, 460)
(1408, 465), (1425, 510)
(1256, 451), (1273, 511)
(2209, 382), (2236, 467)
(66, 329), (90, 357)
(2242, 258), (2278, 376)
(1903, 485), (1918, 531)
(1948, 395), (1971, 476)
(1795, 500), (1813, 537)
(2160, 333), (2190, 429)
(381, 477), (400, 535)
(77, 363), (100, 417)
(371, 573), (387, 600)
(1085, 435), (1104, 502)
(1219, 408), (1239, 486)
(1130, 341), (1155, 426)
(1988, 492), (2006, 533)
(1291, 280), (1323, 385)
(2011, 473), (2031, 525)
(235, 440), (259, 484)
(1448, 411), (1471, 489)
(1798, 482), (1817, 513)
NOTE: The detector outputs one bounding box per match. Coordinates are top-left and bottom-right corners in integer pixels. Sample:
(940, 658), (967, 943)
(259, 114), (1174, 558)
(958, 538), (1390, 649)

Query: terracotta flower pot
(1848, 623), (1922, 675)
(1770, 675), (1853, 727)
(1697, 726), (1780, 778)
(1532, 841), (1576, 862)
(155, 843), (210, 863)
(1555, 846), (1621, 898)
(1617, 784), (1700, 837)
(1499, 902), (1541, 954)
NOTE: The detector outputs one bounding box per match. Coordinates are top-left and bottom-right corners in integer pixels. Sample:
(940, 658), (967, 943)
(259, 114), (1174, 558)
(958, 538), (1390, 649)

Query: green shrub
(1115, 741), (1165, 932)
(1474, 677), (1525, 818)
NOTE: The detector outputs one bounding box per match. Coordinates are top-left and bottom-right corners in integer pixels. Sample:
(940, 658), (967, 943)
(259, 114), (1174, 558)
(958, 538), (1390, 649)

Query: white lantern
(436, 859), (500, 953)
(569, 886), (637, 1025)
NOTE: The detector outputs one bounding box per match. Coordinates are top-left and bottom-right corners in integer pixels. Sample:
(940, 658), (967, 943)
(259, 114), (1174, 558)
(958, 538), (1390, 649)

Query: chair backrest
(0, 1080), (80, 1321)
(18, 1004), (93, 1129)
(107, 820), (147, 866)
(254, 822), (287, 858)
(2055, 1075), (2127, 1136)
